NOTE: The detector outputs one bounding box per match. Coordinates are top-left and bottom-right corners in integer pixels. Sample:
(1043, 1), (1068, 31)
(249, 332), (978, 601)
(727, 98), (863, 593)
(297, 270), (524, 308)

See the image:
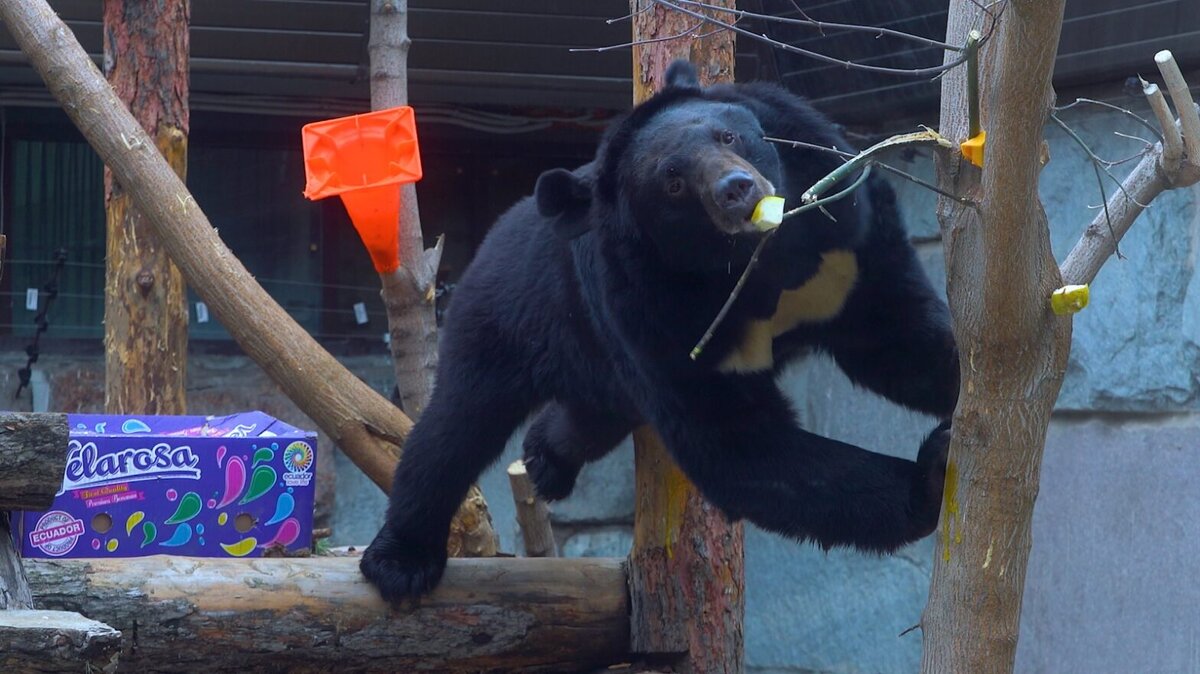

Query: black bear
(360, 61), (959, 602)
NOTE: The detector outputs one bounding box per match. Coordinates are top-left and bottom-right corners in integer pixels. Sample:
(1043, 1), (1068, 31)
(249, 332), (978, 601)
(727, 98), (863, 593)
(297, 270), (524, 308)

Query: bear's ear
(665, 60), (701, 90)
(535, 168), (593, 239)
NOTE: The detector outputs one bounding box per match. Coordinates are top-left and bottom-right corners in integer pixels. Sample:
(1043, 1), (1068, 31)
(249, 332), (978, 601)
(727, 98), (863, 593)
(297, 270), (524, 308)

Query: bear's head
(536, 62), (784, 272)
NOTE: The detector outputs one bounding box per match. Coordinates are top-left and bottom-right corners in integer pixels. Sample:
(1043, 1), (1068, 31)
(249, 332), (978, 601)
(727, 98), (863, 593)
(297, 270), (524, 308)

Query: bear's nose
(715, 170), (758, 211)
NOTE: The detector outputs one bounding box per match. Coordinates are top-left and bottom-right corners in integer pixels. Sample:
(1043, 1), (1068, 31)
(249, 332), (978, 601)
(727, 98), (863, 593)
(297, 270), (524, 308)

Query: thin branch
(1110, 131), (1154, 150)
(671, 0), (965, 52)
(1053, 98), (1165, 142)
(763, 136), (973, 206)
(1052, 113), (1150, 208)
(1050, 113), (1123, 260)
(690, 166), (873, 360)
(800, 129), (952, 204)
(571, 19), (705, 53)
(650, 0), (987, 78)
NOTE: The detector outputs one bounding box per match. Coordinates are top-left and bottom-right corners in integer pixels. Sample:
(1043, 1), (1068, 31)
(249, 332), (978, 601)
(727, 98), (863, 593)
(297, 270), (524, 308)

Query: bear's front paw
(913, 419), (952, 536)
(522, 450), (580, 502)
(360, 529), (447, 603)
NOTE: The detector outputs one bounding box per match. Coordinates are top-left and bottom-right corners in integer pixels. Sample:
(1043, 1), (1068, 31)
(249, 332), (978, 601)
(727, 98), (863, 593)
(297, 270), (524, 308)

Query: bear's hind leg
(360, 365), (532, 602)
(522, 403), (637, 501)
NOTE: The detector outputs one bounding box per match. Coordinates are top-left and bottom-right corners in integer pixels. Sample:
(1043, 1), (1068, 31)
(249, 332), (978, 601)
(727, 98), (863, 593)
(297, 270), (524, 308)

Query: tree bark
(0, 412), (68, 510)
(369, 0), (440, 418)
(102, 0), (189, 415)
(626, 5), (744, 672)
(0, 610), (122, 673)
(26, 556), (629, 673)
(0, 518), (33, 610)
(922, 2), (1070, 672)
(368, 0), (497, 558)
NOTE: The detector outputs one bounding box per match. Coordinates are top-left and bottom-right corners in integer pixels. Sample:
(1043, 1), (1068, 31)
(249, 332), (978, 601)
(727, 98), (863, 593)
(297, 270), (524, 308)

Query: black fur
(360, 61), (959, 602)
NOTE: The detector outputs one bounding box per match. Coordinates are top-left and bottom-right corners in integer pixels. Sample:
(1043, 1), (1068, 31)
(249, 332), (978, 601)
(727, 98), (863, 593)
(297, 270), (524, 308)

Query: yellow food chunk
(751, 196), (786, 231)
(1050, 284), (1089, 315)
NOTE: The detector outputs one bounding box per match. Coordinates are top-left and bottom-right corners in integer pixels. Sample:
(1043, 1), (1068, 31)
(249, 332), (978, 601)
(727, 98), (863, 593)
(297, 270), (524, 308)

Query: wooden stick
(1156, 50), (1200, 157)
(0, 610), (121, 673)
(0, 412), (67, 510)
(26, 556), (629, 672)
(507, 460), (558, 558)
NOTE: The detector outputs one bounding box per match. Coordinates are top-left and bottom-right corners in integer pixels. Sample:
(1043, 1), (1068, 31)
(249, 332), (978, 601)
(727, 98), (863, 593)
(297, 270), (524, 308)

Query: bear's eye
(666, 177), (685, 196)
(720, 130), (737, 146)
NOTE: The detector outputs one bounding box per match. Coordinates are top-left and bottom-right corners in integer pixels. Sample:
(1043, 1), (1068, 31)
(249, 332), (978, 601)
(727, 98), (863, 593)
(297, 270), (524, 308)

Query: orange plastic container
(301, 106), (423, 274)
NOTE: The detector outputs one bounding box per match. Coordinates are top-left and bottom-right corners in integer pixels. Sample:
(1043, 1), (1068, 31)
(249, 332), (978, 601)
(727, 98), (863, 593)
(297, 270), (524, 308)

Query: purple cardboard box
(13, 411), (317, 559)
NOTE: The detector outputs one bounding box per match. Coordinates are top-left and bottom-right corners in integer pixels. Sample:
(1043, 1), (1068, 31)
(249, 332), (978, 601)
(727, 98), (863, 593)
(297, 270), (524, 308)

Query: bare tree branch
(1060, 52), (1200, 286)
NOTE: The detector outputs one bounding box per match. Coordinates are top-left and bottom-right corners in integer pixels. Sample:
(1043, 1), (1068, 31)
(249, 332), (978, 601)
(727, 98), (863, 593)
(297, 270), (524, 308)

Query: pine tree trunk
(102, 0), (189, 415)
(627, 3), (745, 672)
(922, 2), (1071, 671)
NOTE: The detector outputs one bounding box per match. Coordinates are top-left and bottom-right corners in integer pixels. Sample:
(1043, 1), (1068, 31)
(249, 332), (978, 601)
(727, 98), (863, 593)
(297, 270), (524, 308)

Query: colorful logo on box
(282, 441), (313, 487)
(29, 510), (85, 556)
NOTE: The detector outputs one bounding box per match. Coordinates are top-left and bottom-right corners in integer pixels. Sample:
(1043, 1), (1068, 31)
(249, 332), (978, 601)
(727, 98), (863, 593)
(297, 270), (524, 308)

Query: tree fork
(627, 3), (745, 673)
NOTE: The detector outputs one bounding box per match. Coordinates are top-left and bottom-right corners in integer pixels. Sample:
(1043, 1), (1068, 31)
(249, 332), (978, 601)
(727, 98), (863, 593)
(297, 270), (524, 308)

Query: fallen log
(0, 412), (68, 510)
(0, 610), (121, 673)
(26, 556), (630, 673)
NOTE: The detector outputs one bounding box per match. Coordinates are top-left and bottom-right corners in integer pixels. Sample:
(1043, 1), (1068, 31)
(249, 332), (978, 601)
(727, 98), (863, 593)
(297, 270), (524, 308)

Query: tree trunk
(0, 412), (68, 510)
(368, 0), (440, 418)
(26, 556), (630, 673)
(922, 2), (1070, 672)
(626, 8), (744, 673)
(102, 0), (189, 415)
(368, 0), (497, 558)
(0, 610), (121, 673)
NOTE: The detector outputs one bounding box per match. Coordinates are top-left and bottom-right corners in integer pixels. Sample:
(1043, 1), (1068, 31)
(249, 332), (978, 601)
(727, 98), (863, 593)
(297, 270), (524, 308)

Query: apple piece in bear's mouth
(751, 196), (785, 231)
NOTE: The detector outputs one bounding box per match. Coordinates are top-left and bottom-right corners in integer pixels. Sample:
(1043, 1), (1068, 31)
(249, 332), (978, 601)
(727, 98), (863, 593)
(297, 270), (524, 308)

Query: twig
(1052, 113), (1150, 208)
(1050, 114), (1122, 259)
(1054, 98), (1165, 142)
(1141, 78), (1182, 171)
(801, 129), (952, 204)
(671, 0), (965, 52)
(689, 166), (873, 360)
(650, 0), (987, 78)
(763, 136), (973, 206)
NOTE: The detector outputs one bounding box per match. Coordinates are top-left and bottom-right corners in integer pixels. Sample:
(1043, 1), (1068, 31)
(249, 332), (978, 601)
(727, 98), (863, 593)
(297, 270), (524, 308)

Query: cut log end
(0, 610), (121, 673)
